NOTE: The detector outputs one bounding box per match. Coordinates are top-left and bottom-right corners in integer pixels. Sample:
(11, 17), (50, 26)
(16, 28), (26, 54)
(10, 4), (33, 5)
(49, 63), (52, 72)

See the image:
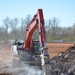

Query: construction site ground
(0, 42), (74, 75)
(47, 43), (73, 58)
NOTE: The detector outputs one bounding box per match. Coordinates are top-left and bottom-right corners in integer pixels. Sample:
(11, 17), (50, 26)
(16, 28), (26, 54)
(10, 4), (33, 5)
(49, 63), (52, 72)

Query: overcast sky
(0, 0), (75, 27)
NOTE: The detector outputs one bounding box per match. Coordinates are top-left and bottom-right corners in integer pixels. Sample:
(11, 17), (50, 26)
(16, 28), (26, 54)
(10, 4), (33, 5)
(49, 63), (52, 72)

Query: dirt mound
(50, 44), (75, 75)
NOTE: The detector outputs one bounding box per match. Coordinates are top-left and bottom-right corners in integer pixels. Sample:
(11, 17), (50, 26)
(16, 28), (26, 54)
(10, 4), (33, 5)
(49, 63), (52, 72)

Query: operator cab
(33, 40), (40, 55)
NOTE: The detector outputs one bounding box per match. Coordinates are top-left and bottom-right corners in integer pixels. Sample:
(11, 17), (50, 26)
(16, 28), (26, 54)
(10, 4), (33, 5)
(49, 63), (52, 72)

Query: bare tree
(20, 18), (26, 39)
(47, 19), (52, 35)
(25, 15), (31, 26)
(10, 18), (19, 39)
(20, 15), (31, 39)
(51, 17), (60, 38)
(2, 17), (10, 40)
(10, 18), (19, 30)
(0, 27), (5, 40)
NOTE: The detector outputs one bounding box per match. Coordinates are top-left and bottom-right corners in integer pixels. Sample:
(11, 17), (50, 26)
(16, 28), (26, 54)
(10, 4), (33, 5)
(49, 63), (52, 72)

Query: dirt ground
(0, 42), (73, 67)
(0, 42), (73, 75)
(0, 42), (13, 75)
(47, 43), (73, 58)
(0, 42), (12, 68)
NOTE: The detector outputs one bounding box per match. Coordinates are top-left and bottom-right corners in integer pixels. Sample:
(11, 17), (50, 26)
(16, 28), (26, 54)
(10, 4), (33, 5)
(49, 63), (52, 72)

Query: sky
(0, 0), (75, 27)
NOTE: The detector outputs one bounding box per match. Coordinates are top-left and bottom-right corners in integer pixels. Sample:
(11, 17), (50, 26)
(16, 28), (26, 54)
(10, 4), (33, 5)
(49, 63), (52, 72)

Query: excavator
(11, 9), (50, 75)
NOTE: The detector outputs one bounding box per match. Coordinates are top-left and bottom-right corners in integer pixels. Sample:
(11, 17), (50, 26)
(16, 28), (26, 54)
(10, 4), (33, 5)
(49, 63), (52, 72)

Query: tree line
(0, 16), (75, 42)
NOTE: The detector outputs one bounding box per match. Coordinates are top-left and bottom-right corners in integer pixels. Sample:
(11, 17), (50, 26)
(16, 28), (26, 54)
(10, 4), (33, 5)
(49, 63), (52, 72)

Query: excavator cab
(33, 40), (40, 55)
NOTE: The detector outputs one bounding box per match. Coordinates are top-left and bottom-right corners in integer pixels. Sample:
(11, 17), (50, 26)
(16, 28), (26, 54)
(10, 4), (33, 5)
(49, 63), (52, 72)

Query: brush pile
(50, 44), (75, 75)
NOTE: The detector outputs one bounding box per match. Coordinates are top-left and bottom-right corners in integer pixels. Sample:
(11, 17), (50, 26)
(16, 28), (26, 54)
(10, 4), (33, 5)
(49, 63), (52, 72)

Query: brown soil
(0, 42), (12, 75)
(0, 42), (73, 75)
(0, 42), (73, 67)
(47, 43), (73, 58)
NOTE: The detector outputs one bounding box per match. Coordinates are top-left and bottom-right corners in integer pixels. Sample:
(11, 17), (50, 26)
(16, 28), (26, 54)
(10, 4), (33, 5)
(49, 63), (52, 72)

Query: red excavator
(11, 9), (50, 75)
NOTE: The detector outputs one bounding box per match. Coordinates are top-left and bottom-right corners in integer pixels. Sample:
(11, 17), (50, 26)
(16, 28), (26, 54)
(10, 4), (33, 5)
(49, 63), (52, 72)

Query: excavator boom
(24, 9), (46, 52)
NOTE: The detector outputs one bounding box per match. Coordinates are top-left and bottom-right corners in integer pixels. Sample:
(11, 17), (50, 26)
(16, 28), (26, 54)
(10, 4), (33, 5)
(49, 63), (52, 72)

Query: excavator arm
(24, 9), (46, 52)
